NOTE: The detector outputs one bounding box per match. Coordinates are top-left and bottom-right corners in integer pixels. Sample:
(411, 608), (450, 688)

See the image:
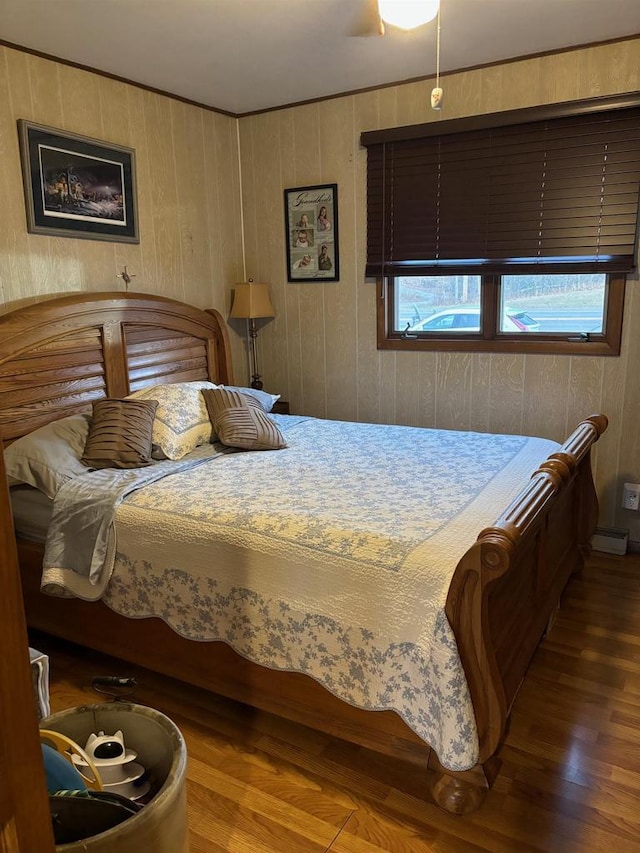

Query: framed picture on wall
(284, 183), (339, 282)
(17, 120), (139, 243)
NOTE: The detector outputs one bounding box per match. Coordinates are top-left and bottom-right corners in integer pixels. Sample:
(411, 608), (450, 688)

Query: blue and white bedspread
(50, 414), (559, 770)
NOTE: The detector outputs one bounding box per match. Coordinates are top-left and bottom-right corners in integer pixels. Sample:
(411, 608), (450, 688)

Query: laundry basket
(40, 703), (188, 852)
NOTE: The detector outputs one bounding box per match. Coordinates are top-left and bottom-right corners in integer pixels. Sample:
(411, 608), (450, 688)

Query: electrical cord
(91, 676), (138, 703)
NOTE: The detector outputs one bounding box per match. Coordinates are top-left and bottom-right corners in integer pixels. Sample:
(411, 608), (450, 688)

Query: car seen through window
(410, 307), (540, 333)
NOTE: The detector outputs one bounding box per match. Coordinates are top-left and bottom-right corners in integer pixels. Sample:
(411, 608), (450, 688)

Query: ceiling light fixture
(377, 0), (439, 30)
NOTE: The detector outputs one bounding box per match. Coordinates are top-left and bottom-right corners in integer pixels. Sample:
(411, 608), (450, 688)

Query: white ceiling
(1, 0), (639, 115)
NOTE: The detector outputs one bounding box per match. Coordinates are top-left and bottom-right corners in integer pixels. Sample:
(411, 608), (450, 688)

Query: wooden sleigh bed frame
(0, 291), (607, 814)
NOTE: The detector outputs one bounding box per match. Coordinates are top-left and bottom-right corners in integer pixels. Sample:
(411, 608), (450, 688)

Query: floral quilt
(93, 415), (558, 770)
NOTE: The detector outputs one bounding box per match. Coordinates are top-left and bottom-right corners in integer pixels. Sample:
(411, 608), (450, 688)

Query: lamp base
(248, 321), (264, 391)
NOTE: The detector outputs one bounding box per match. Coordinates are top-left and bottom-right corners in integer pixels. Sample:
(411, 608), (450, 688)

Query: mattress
(10, 485), (53, 543)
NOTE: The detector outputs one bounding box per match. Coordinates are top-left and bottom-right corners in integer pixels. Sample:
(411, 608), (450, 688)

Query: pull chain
(431, 5), (443, 110)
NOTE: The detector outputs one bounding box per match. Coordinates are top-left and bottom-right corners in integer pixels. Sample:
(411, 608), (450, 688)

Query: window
(362, 94), (640, 355)
(387, 273), (625, 355)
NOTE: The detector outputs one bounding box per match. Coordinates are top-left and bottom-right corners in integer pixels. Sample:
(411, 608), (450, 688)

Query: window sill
(378, 334), (621, 356)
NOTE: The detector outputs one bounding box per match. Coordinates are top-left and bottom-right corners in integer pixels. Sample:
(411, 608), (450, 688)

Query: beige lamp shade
(230, 281), (274, 320)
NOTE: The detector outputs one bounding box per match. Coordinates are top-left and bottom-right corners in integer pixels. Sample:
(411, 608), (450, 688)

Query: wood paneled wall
(1, 38), (639, 541)
(239, 36), (640, 541)
(0, 43), (246, 374)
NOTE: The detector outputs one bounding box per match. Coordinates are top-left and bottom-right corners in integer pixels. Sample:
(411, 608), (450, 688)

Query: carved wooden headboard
(0, 292), (233, 442)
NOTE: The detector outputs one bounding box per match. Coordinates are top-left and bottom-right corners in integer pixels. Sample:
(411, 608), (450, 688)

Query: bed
(0, 291), (607, 814)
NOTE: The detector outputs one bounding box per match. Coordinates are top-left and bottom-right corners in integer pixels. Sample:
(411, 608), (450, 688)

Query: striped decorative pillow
(82, 399), (158, 468)
(201, 388), (287, 451)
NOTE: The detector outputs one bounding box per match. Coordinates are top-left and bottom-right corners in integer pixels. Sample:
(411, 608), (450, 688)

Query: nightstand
(272, 400), (290, 415)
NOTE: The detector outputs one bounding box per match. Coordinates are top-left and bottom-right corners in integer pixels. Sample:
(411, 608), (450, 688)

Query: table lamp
(229, 279), (275, 390)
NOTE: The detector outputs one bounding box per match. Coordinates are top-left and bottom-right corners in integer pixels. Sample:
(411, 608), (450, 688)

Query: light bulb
(378, 0), (439, 30)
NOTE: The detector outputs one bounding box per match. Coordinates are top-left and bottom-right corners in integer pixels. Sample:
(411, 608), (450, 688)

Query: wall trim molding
(2, 32), (639, 120)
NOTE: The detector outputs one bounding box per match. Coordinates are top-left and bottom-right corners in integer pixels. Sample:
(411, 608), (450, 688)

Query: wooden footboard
(446, 413), (607, 763)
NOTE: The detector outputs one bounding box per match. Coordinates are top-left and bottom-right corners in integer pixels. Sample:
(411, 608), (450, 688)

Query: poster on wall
(284, 183), (339, 282)
(17, 120), (139, 243)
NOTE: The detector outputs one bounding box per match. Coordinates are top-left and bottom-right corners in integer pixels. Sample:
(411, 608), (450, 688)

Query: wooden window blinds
(361, 94), (640, 277)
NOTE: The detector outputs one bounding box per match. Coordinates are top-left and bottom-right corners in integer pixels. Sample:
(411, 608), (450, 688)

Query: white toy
(72, 729), (150, 801)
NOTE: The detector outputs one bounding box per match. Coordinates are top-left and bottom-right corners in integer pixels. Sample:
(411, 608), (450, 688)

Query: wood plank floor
(33, 550), (640, 852)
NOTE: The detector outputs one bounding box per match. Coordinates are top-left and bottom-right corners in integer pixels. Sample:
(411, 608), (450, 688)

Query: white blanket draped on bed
(77, 414), (559, 772)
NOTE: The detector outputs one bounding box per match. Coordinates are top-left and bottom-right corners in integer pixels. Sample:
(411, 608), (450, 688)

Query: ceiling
(1, 0), (639, 115)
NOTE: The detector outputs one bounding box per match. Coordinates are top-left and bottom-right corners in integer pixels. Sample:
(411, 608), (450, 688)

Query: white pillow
(4, 415), (91, 498)
(218, 385), (280, 413)
(127, 381), (218, 460)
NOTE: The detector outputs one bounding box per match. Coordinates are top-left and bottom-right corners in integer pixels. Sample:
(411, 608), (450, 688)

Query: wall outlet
(622, 482), (640, 511)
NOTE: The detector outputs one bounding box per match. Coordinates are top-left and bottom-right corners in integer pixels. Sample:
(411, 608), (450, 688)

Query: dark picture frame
(284, 183), (339, 282)
(17, 120), (139, 243)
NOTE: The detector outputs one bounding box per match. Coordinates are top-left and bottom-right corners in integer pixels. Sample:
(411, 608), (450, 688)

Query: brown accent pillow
(201, 388), (287, 451)
(82, 399), (159, 469)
